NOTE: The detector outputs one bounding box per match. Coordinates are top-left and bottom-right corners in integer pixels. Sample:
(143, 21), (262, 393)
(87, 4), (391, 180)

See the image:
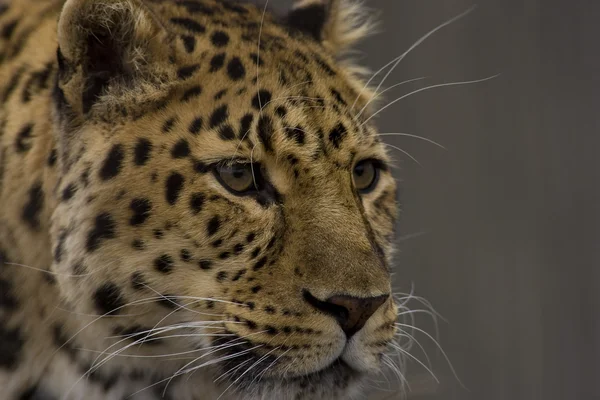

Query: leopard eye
(353, 159), (381, 193)
(214, 163), (257, 194)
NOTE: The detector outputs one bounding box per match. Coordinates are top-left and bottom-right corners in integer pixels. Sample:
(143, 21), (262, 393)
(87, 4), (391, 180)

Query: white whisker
(383, 143), (421, 165)
(363, 75), (501, 126)
(378, 132), (446, 150)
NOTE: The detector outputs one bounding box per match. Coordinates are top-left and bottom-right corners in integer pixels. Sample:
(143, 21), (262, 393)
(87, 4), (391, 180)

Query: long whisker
(389, 342), (439, 383)
(378, 132), (446, 150)
(395, 322), (466, 389)
(350, 6), (477, 111)
(356, 77), (427, 119)
(363, 75), (501, 126)
(4, 261), (95, 278)
(370, 7), (477, 105)
(255, 0), (269, 110)
(383, 142), (421, 165)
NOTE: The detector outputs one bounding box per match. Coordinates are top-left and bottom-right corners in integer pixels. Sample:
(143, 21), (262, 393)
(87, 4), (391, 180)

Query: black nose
(303, 290), (389, 337)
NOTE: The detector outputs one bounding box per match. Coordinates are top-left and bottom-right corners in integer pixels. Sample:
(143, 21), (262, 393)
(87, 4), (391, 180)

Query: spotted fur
(0, 0), (399, 399)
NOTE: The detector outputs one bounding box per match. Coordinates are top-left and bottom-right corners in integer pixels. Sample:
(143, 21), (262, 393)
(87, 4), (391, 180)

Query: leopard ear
(56, 0), (170, 116)
(286, 0), (376, 54)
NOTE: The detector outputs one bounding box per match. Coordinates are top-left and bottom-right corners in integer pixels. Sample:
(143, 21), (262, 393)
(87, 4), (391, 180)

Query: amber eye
(353, 159), (381, 193)
(214, 163), (257, 194)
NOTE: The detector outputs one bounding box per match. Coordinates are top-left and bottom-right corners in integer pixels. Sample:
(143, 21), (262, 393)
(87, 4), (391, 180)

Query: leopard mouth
(211, 334), (362, 396)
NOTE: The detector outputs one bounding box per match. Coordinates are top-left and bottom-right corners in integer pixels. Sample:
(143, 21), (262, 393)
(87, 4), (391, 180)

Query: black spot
(246, 320), (257, 330)
(159, 294), (181, 310)
(250, 52), (263, 66)
(239, 114), (254, 138)
(233, 243), (244, 254)
(207, 216), (221, 236)
(214, 89), (227, 100)
(232, 269), (247, 281)
(177, 64), (200, 80)
(313, 53), (336, 76)
(47, 149), (58, 166)
(246, 302), (255, 310)
(94, 282), (125, 315)
(165, 172), (185, 205)
(250, 247), (261, 259)
(257, 116), (274, 152)
(210, 105), (228, 128)
(162, 117), (177, 133)
(329, 123), (347, 148)
(129, 198), (152, 226)
(198, 260), (212, 270)
(216, 271), (228, 282)
(252, 256), (267, 271)
(330, 88), (347, 106)
(285, 126), (306, 145)
(179, 1), (215, 15)
(181, 35), (196, 53)
(131, 272), (146, 290)
(171, 139), (191, 158)
(86, 213), (116, 252)
(246, 233), (256, 243)
(182, 85), (202, 102)
(100, 144), (125, 179)
(266, 237), (276, 249)
(252, 90), (272, 110)
(62, 183), (77, 202)
(190, 192), (205, 214)
(1, 19), (18, 40)
(252, 286), (262, 294)
(0, 276), (18, 310)
(219, 125), (235, 140)
(212, 239), (223, 248)
(222, 2), (248, 14)
(227, 57), (245, 80)
(210, 53), (226, 72)
(287, 4), (327, 41)
(132, 238), (145, 250)
(153, 229), (164, 239)
(219, 252), (231, 260)
(80, 168), (90, 187)
(171, 18), (206, 33)
(189, 117), (203, 135)
(0, 324), (23, 368)
(154, 254), (174, 274)
(15, 123), (33, 153)
(275, 106), (287, 118)
(21, 182), (44, 229)
(180, 249), (192, 262)
(193, 160), (210, 173)
(2, 67), (25, 103)
(211, 31), (230, 47)
(266, 326), (279, 335)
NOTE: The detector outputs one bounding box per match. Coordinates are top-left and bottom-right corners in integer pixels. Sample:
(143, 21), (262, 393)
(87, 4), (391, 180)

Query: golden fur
(0, 0), (399, 398)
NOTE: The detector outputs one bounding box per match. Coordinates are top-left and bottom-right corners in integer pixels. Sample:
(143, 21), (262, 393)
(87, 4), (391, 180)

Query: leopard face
(49, 0), (399, 398)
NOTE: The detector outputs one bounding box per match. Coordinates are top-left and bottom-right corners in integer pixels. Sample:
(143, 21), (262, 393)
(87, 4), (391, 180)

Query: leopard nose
(303, 290), (389, 338)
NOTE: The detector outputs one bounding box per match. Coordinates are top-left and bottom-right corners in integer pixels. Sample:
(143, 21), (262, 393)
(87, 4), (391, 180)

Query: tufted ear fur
(288, 0), (375, 54)
(248, 0), (375, 55)
(56, 0), (172, 116)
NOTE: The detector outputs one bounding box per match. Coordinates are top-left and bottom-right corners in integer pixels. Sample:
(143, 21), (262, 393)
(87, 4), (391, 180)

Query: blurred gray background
(353, 0), (599, 399)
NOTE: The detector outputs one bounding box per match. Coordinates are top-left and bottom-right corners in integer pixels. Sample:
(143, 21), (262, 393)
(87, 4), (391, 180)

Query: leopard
(0, 0), (403, 398)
